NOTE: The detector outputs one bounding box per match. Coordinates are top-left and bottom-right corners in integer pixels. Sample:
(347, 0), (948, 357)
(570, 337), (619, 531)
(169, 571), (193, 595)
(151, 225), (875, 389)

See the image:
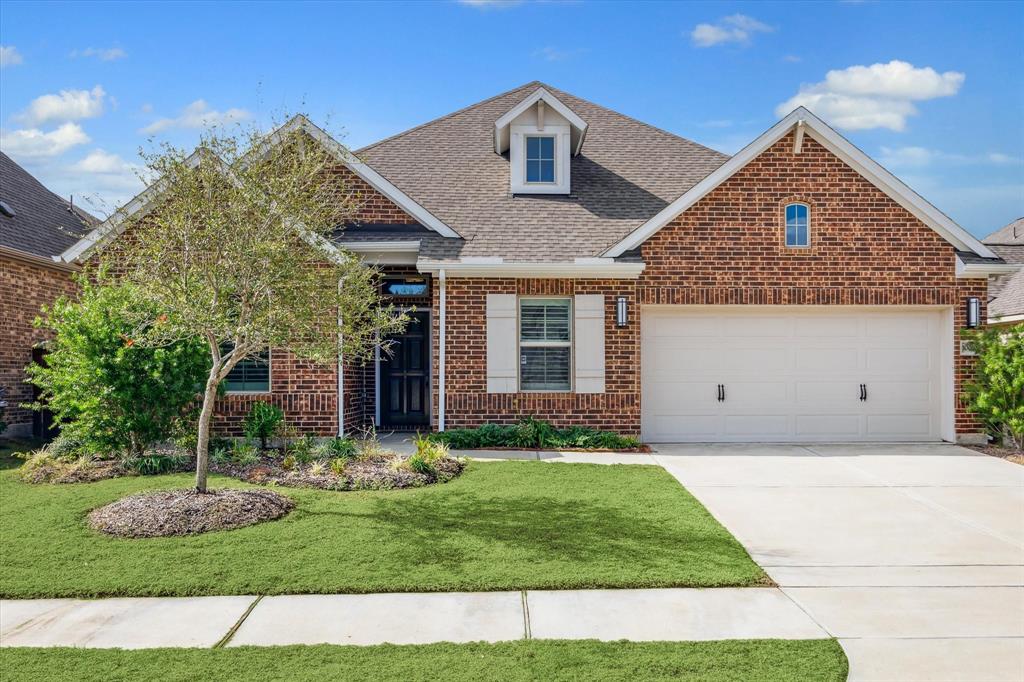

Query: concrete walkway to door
(653, 443), (1024, 682)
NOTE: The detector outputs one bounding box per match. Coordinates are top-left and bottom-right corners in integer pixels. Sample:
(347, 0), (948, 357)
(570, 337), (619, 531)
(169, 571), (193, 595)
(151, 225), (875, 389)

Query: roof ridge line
(543, 84), (730, 160)
(355, 81), (543, 154)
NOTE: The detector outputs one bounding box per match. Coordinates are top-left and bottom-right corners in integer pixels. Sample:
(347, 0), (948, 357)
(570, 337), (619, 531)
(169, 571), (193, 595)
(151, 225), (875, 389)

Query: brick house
(57, 82), (1015, 444)
(0, 152), (95, 438)
(981, 217), (1024, 327)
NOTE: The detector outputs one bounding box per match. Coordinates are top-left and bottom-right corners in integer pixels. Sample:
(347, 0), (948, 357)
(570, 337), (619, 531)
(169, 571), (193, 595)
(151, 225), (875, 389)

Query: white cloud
(879, 145), (1021, 168)
(0, 45), (23, 67)
(140, 99), (252, 134)
(782, 55), (801, 63)
(16, 86), (107, 126)
(0, 123), (91, 160)
(776, 60), (965, 131)
(71, 149), (135, 174)
(690, 14), (773, 47)
(71, 47), (127, 61)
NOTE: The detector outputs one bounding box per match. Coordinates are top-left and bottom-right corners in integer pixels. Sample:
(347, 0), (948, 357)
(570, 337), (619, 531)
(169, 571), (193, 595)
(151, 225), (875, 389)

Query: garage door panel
(796, 347), (860, 371)
(723, 414), (789, 437)
(641, 307), (945, 443)
(796, 414), (862, 437)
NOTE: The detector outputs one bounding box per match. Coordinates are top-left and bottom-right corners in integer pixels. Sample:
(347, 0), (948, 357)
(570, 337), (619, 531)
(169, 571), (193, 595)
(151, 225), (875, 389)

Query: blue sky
(1, 0), (1021, 236)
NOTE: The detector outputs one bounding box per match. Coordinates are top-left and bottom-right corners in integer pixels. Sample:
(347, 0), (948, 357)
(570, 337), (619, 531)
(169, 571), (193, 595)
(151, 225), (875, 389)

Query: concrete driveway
(653, 443), (1024, 682)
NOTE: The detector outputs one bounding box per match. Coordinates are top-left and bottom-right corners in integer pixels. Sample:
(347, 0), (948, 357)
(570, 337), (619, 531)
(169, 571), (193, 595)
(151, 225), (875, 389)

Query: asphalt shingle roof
(0, 151), (96, 259)
(357, 81), (728, 262)
(982, 218), (1024, 320)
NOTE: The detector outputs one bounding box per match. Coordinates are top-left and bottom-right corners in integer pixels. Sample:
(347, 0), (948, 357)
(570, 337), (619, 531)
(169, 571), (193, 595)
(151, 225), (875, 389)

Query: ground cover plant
(0, 461), (766, 598)
(429, 417), (643, 451)
(0, 640), (848, 682)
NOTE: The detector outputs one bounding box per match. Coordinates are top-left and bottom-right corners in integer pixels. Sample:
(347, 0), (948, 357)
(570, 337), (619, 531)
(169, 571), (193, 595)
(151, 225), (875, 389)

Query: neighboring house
(982, 217), (1024, 326)
(58, 82), (1016, 444)
(0, 152), (95, 438)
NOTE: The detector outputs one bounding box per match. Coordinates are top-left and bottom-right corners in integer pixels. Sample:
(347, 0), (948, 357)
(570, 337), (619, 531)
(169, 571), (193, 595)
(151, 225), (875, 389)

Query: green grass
(0, 640), (848, 682)
(0, 461), (766, 598)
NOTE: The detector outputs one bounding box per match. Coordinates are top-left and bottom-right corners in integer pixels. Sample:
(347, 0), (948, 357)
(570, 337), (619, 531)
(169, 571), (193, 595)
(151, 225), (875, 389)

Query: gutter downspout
(337, 277), (345, 437)
(438, 268), (446, 432)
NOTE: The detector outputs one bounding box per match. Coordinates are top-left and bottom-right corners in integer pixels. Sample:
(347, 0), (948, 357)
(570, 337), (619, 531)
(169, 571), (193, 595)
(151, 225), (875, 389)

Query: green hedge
(429, 418), (640, 450)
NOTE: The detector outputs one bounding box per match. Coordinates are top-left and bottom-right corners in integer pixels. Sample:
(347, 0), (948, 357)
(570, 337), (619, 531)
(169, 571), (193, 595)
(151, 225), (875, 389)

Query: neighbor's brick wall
(432, 131), (986, 438)
(0, 254), (79, 436)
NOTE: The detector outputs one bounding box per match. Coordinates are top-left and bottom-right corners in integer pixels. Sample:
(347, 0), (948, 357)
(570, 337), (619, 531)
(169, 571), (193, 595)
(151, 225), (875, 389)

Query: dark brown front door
(380, 311), (430, 428)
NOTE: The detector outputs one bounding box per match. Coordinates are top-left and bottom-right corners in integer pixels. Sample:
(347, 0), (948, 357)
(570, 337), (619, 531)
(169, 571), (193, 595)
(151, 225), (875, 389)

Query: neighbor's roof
(357, 81), (728, 262)
(0, 151), (96, 259)
(983, 218), (1024, 320)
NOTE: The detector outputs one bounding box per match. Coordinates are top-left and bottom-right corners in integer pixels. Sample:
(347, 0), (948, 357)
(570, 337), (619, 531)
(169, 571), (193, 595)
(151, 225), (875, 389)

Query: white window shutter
(574, 294), (605, 393)
(486, 294), (518, 393)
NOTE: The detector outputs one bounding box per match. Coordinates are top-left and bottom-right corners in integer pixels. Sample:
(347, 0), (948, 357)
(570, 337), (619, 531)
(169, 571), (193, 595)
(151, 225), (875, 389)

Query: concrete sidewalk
(0, 587), (828, 649)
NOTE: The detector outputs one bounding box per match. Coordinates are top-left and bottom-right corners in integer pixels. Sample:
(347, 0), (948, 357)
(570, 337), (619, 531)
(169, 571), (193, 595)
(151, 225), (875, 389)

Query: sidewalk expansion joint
(213, 595), (263, 648)
(521, 590), (532, 639)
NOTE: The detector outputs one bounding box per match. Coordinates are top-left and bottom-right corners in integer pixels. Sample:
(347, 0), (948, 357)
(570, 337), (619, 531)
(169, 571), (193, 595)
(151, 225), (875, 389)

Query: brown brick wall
(429, 132), (987, 439)
(0, 254), (78, 436)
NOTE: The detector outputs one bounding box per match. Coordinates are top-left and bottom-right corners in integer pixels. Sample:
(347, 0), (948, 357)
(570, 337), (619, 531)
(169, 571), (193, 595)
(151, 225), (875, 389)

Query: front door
(380, 311), (430, 428)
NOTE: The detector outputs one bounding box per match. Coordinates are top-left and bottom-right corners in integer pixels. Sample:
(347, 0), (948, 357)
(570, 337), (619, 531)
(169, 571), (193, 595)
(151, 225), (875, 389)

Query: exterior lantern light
(616, 296), (628, 327)
(966, 297), (981, 328)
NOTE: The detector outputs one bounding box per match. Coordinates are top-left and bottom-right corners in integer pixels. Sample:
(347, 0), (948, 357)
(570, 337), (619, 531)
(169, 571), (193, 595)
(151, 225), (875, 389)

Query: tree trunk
(195, 370), (220, 493)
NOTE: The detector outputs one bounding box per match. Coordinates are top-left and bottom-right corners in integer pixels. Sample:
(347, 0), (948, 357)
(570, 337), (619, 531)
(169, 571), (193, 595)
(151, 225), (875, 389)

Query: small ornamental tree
(964, 323), (1024, 449)
(27, 280), (208, 457)
(92, 118), (405, 492)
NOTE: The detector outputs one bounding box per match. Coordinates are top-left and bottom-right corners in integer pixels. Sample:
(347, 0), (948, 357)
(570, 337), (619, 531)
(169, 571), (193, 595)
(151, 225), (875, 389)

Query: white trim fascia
(989, 313), (1024, 325)
(338, 241), (421, 253)
(955, 256), (1020, 278)
(602, 106), (999, 260)
(272, 115), (461, 239)
(0, 246), (80, 272)
(494, 87), (588, 156)
(416, 259), (644, 279)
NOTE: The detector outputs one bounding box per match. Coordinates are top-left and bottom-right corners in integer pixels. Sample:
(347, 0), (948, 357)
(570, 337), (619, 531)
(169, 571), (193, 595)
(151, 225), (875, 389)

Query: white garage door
(641, 307), (947, 442)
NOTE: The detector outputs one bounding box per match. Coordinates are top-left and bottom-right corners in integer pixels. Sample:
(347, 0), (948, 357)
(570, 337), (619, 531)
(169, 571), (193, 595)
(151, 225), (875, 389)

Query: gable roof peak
(493, 85), (588, 156)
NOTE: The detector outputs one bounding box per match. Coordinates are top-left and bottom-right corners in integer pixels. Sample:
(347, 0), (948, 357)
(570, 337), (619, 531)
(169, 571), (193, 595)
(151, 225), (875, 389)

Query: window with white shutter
(486, 294), (518, 393)
(573, 294), (605, 393)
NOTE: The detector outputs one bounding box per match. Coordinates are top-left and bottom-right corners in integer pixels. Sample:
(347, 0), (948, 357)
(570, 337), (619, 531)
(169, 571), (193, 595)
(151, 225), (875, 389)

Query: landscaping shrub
(231, 442), (261, 466)
(243, 402), (284, 450)
(124, 452), (188, 476)
(329, 457), (348, 476)
(404, 452), (436, 476)
(428, 418), (640, 450)
(965, 323), (1024, 449)
(26, 281), (208, 457)
(288, 435), (317, 464)
(39, 434), (85, 461)
(326, 437), (357, 459)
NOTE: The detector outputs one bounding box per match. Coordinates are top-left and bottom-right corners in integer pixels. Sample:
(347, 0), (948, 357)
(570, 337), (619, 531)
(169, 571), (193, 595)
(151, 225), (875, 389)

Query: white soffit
(602, 106), (998, 260)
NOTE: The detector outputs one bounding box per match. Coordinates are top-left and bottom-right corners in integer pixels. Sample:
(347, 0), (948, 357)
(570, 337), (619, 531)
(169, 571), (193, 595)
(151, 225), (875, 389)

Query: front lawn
(0, 640), (848, 682)
(0, 461), (766, 597)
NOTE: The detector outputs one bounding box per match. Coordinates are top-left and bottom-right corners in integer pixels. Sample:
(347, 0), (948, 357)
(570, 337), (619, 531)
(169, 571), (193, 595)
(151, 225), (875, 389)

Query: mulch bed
(88, 488), (295, 538)
(212, 454), (464, 491)
(969, 444), (1024, 466)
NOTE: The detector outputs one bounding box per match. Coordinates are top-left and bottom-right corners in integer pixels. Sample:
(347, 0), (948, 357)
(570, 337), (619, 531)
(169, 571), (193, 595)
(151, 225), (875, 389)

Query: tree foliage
(964, 323), (1024, 449)
(92, 117), (406, 491)
(27, 280), (208, 457)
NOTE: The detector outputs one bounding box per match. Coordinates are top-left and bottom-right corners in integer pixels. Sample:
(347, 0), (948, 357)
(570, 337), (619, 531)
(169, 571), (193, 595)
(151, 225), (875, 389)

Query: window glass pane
(520, 347), (570, 391)
(797, 224), (808, 246)
(520, 299), (570, 342)
(786, 224), (797, 245)
(785, 204), (808, 246)
(526, 136), (540, 158)
(526, 160), (540, 183)
(540, 160), (555, 182)
(384, 280), (428, 296)
(223, 348), (270, 392)
(539, 136), (554, 158)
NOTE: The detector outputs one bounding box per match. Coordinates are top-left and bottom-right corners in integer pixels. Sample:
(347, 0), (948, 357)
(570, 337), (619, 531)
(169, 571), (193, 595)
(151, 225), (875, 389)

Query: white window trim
(510, 123), (571, 195)
(518, 296), (574, 393)
(785, 202), (811, 248)
(524, 134), (558, 185)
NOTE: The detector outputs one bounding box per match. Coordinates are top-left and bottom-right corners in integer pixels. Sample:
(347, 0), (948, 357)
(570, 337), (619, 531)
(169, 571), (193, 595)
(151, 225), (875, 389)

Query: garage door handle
(860, 384), (867, 401)
(718, 384), (725, 402)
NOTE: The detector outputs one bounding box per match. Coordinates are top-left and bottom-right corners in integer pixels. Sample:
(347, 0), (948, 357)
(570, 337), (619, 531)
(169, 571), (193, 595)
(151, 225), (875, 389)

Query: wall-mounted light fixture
(966, 297), (981, 328)
(616, 296), (628, 327)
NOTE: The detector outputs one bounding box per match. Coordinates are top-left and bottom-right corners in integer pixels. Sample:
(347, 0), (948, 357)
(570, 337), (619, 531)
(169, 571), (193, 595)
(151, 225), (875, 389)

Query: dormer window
(494, 86), (588, 196)
(525, 136), (556, 183)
